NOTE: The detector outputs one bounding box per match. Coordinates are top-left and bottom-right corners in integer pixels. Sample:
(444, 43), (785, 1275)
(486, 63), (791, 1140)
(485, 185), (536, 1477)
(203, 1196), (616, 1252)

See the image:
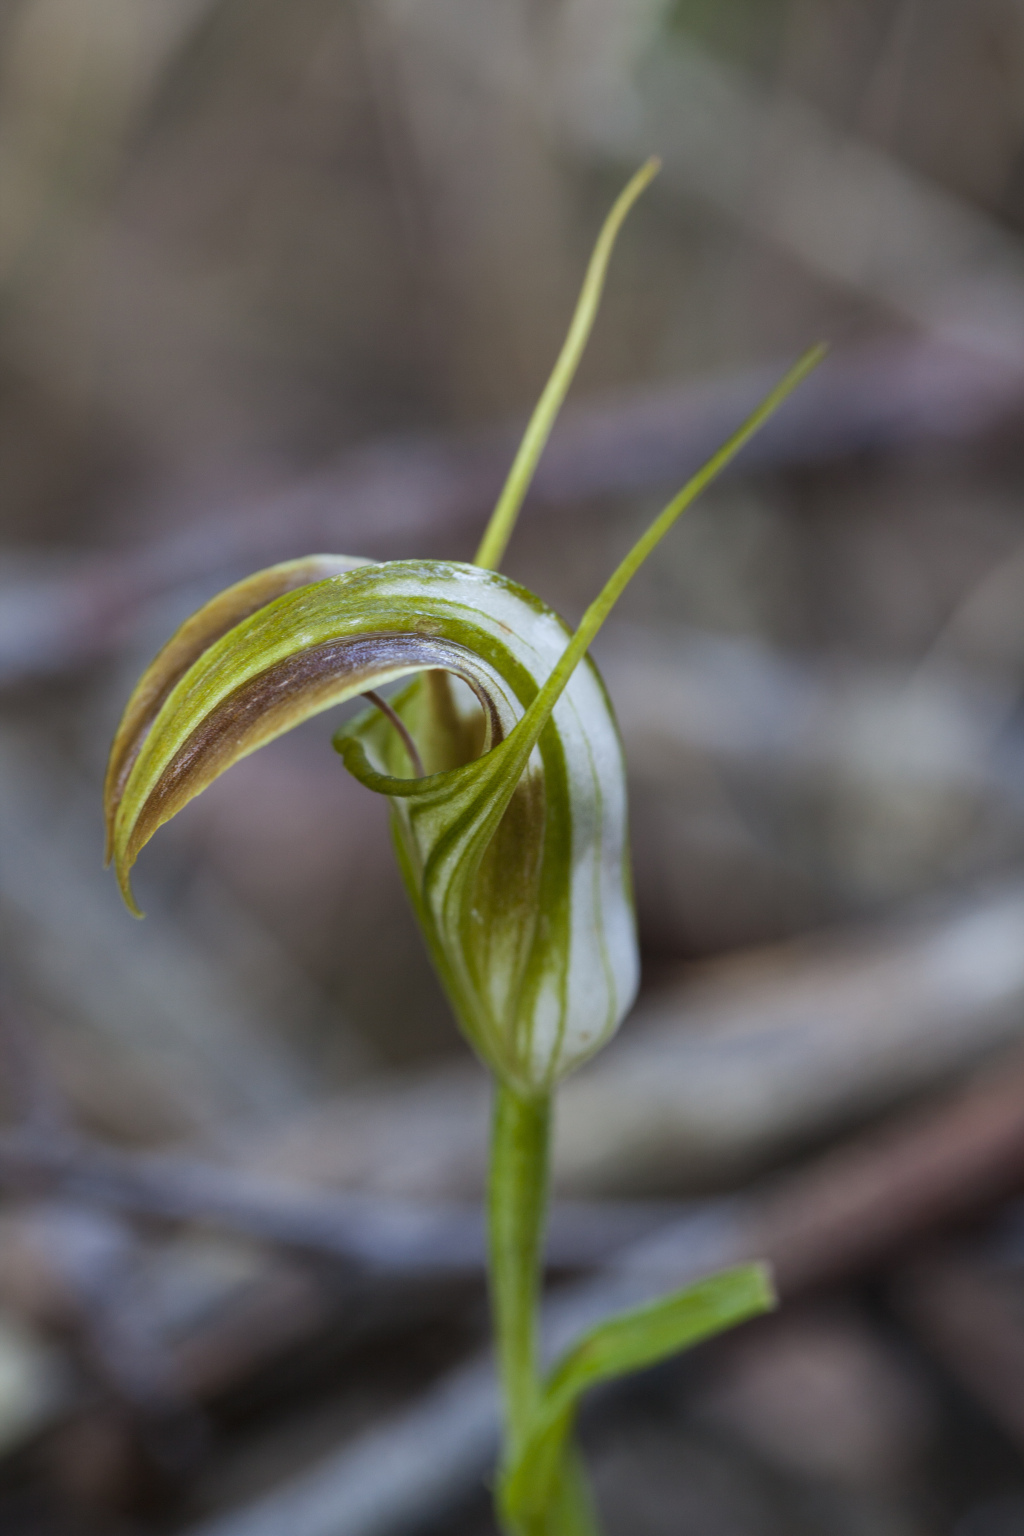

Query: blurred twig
(0, 1130), (679, 1275)
(1, 334), (1020, 687)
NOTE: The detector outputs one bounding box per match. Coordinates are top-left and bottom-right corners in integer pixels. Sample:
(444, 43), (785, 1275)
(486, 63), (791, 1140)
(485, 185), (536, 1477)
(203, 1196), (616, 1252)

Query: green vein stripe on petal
(108, 558), (638, 1092)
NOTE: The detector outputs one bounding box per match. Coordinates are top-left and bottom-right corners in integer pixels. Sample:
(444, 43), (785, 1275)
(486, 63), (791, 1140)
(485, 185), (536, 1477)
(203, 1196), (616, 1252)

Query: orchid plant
(104, 159), (820, 1534)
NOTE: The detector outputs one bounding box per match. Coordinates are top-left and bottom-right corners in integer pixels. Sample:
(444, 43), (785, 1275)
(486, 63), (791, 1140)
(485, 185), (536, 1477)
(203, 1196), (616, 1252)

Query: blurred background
(6, 1), (1024, 1532)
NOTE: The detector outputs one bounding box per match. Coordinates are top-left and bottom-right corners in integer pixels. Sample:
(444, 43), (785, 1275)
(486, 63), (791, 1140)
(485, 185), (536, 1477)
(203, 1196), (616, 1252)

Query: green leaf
(502, 1264), (775, 1523)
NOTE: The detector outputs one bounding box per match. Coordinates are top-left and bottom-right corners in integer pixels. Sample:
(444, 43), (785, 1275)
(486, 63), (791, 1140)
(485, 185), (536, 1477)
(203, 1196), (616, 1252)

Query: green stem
(489, 1081), (551, 1465)
(488, 1082), (602, 1536)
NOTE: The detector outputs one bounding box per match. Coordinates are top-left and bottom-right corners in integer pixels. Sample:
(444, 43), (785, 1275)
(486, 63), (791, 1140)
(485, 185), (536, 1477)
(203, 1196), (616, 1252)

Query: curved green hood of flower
(105, 557), (638, 1093)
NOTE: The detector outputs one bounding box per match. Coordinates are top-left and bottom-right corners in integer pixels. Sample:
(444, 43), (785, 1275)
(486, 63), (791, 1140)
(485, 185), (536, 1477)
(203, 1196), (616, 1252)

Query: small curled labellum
(361, 691), (425, 777)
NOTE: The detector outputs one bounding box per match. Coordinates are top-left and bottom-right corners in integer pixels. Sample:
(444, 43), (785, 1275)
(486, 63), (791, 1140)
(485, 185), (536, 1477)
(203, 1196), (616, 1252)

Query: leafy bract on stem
(499, 1265), (775, 1529)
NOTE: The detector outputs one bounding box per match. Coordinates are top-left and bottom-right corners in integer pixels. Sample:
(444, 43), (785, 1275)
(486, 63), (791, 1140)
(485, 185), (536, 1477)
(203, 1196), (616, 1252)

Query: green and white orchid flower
(105, 556), (637, 1095)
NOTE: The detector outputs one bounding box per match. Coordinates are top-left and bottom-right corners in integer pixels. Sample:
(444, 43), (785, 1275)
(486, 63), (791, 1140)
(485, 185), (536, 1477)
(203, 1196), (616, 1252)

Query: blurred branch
(739, 1045), (1024, 1294)
(2, 333), (1021, 687)
(556, 884), (1024, 1194)
(179, 1342), (499, 1536)
(0, 1130), (677, 1275)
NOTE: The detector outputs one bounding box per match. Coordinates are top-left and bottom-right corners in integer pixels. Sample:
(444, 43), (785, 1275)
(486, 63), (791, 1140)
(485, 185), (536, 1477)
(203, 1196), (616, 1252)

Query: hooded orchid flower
(105, 555), (637, 1095)
(104, 161), (820, 1534)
